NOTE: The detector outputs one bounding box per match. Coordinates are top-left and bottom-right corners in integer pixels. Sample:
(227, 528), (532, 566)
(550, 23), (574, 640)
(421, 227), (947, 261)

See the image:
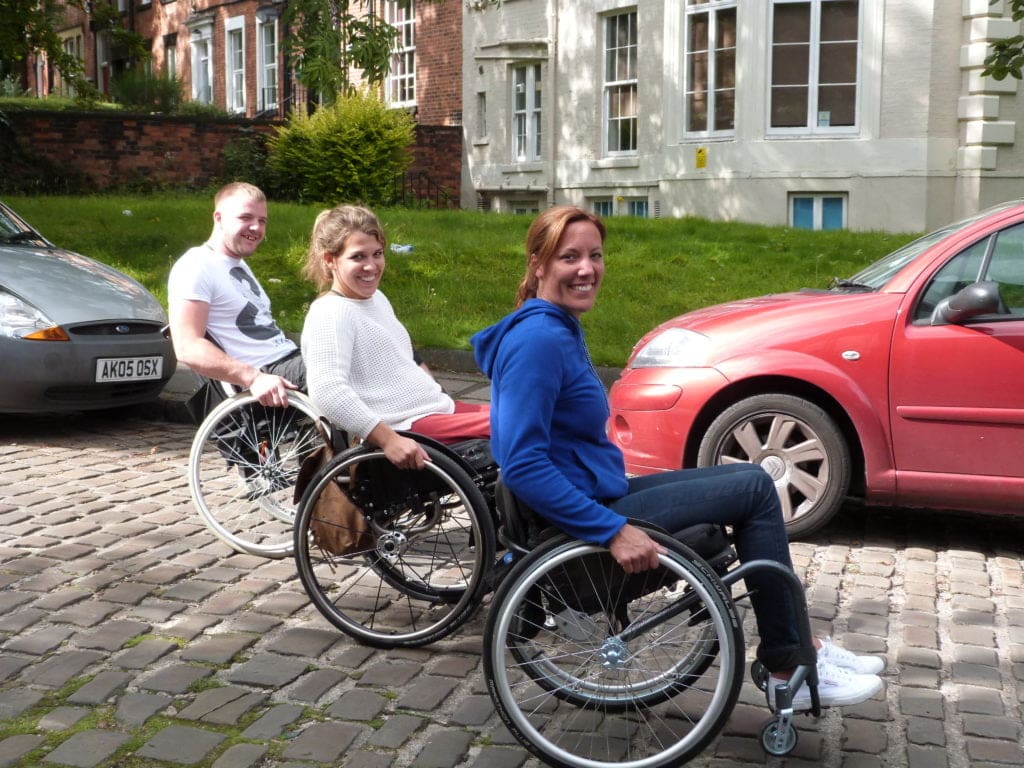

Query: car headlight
(0, 290), (69, 340)
(631, 327), (712, 368)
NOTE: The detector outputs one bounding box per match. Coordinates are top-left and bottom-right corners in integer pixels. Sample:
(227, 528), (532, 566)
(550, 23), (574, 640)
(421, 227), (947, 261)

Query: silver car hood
(0, 244), (166, 325)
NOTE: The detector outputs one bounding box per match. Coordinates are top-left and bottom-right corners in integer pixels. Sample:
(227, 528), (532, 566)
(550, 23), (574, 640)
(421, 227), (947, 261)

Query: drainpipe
(548, 0), (558, 207)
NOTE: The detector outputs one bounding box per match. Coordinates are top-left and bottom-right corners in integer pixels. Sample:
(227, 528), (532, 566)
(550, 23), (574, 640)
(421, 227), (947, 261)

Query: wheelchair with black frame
(292, 428), (822, 765)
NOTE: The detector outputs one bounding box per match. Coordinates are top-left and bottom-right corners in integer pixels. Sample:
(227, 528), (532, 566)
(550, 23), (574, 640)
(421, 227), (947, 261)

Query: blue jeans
(608, 463), (813, 672)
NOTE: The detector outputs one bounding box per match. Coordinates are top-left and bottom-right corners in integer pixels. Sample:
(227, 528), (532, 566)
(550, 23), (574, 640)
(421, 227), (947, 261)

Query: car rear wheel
(697, 394), (851, 538)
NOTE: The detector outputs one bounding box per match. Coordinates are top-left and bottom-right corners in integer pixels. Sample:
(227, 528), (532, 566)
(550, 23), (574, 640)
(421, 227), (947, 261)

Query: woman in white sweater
(301, 205), (490, 470)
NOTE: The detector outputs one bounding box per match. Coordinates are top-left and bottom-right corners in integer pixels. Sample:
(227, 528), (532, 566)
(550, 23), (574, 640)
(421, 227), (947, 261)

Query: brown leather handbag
(293, 419), (370, 555)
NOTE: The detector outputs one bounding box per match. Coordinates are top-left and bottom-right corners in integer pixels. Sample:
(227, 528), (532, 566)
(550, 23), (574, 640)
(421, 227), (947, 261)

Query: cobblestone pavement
(2, 370), (1024, 768)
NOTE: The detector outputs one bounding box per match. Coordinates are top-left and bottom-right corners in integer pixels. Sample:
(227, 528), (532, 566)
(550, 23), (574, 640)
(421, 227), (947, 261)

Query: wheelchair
(292, 433), (820, 764)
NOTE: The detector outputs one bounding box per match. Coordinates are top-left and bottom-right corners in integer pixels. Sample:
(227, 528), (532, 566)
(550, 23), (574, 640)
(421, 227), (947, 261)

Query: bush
(110, 69), (183, 113)
(220, 130), (273, 190)
(267, 92), (415, 206)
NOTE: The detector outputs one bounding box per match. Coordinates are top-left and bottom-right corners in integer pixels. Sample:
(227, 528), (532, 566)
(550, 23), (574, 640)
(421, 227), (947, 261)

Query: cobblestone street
(2, 373), (1024, 768)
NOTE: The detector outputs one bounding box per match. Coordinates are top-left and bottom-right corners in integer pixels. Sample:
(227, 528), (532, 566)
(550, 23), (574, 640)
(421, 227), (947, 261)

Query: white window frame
(789, 193), (847, 230)
(57, 30), (83, 97)
(188, 19), (213, 104)
(511, 63), (542, 162)
(769, 0), (860, 136)
(256, 16), (278, 112)
(385, 0), (416, 108)
(602, 9), (638, 156)
(591, 198), (614, 218)
(683, 0), (737, 137)
(225, 16), (246, 114)
(164, 35), (177, 81)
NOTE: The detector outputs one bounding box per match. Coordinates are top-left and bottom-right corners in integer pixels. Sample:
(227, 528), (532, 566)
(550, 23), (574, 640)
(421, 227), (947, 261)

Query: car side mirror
(930, 280), (1002, 325)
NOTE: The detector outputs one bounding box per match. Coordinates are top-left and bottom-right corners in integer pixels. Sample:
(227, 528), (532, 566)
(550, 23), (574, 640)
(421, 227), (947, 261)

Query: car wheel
(696, 394), (851, 538)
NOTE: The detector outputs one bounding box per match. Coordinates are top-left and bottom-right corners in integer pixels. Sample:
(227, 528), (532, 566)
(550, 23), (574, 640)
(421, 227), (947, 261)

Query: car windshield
(0, 206), (46, 246)
(838, 201), (1022, 290)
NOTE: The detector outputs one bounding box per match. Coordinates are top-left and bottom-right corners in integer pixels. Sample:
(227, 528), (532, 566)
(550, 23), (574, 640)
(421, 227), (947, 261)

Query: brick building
(31, 0), (461, 126)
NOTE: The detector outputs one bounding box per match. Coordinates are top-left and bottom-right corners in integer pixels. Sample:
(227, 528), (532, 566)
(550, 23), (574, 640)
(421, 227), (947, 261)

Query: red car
(608, 201), (1024, 538)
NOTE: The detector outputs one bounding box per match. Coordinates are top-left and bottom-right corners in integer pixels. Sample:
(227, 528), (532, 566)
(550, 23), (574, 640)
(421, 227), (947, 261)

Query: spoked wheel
(188, 392), (322, 558)
(483, 530), (744, 768)
(293, 443), (495, 648)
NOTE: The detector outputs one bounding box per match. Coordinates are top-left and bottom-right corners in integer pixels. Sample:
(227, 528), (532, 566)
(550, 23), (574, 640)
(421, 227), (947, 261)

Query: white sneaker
(769, 659), (882, 710)
(817, 637), (886, 675)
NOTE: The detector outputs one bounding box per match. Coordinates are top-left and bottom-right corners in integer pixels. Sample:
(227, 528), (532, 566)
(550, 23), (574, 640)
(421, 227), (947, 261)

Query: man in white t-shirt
(168, 182), (305, 407)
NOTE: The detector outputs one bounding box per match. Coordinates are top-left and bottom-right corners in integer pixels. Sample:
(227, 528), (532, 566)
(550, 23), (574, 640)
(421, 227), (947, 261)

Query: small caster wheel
(761, 717), (798, 756)
(751, 660), (769, 692)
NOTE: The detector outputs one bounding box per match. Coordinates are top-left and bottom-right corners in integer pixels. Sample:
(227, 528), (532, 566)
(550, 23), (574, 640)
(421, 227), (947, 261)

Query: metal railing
(392, 170), (458, 209)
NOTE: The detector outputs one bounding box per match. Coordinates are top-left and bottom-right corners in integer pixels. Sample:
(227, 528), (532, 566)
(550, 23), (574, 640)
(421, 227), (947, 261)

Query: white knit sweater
(301, 291), (454, 438)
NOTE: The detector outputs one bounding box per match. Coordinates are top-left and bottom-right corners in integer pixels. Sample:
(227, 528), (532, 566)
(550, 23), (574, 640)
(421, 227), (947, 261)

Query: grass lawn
(5, 193), (918, 367)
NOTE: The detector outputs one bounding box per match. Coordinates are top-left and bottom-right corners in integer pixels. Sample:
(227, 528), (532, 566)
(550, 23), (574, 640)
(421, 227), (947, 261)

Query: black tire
(697, 394), (851, 538)
(483, 529), (744, 768)
(293, 443), (495, 648)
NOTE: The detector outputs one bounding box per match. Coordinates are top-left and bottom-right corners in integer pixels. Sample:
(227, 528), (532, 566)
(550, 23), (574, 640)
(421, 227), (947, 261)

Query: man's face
(212, 193), (267, 259)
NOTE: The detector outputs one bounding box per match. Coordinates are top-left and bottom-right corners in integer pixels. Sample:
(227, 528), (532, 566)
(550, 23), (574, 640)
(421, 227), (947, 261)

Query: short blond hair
(214, 182), (265, 208)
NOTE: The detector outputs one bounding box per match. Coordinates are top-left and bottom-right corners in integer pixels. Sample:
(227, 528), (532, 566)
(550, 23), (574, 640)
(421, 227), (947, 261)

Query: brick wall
(414, 0), (462, 126)
(5, 111), (461, 201)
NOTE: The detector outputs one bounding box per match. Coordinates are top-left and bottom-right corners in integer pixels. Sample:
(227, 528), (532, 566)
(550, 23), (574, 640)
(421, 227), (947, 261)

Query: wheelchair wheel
(483, 530), (744, 768)
(189, 392), (322, 559)
(293, 443), (495, 648)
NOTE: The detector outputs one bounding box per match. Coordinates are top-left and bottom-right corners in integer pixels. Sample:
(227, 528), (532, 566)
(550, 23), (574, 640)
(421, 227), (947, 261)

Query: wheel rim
(295, 450), (493, 647)
(487, 539), (741, 768)
(714, 411), (829, 526)
(189, 393), (321, 558)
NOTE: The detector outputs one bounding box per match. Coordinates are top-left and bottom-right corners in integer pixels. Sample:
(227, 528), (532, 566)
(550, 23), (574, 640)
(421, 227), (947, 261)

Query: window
(603, 10), (638, 154)
(771, 0), (858, 131)
(510, 200), (541, 215)
(386, 0), (415, 107)
(189, 20), (213, 104)
(475, 92), (487, 140)
(56, 30), (83, 96)
(164, 34), (177, 81)
(257, 17), (278, 111)
(592, 199), (614, 218)
(625, 198), (649, 218)
(512, 64), (542, 161)
(225, 18), (245, 113)
(685, 1), (736, 134)
(790, 193), (845, 230)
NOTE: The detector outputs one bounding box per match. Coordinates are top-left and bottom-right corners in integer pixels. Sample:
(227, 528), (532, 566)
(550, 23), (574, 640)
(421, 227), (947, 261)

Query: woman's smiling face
(329, 230), (386, 300)
(534, 219), (605, 317)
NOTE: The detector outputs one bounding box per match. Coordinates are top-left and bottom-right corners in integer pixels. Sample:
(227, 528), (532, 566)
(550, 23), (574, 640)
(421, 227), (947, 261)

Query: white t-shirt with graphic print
(168, 245), (297, 368)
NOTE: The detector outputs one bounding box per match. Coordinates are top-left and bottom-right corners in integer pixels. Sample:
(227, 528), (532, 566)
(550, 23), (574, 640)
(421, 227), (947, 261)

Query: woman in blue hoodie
(471, 206), (883, 709)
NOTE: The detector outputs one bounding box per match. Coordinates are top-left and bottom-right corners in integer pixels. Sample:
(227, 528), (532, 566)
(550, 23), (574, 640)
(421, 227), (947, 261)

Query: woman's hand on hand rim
(608, 523), (667, 574)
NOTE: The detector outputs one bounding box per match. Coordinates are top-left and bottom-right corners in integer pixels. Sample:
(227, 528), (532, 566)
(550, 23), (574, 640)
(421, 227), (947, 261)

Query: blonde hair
(302, 205), (386, 289)
(515, 206), (607, 307)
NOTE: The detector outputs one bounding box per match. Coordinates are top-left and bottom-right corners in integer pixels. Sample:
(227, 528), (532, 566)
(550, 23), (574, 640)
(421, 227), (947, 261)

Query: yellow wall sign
(695, 147), (707, 169)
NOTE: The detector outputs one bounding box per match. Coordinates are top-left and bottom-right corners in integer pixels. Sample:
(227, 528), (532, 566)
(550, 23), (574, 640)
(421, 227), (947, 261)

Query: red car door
(888, 223), (1024, 511)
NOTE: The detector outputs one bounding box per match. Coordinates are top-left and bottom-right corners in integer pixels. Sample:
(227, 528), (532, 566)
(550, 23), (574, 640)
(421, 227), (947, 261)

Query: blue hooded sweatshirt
(471, 299), (629, 545)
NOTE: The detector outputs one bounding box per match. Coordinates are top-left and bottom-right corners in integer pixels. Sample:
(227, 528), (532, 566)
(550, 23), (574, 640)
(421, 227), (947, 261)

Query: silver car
(0, 200), (174, 413)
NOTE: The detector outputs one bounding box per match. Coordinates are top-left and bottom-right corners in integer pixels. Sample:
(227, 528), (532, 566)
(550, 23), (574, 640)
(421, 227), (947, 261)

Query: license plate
(95, 356), (164, 383)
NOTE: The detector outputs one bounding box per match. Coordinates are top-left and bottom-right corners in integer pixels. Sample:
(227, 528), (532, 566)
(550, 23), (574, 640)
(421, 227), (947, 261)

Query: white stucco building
(462, 0), (1024, 232)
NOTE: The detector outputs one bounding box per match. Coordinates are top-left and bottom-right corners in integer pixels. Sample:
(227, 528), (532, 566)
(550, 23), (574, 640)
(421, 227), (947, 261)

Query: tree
(0, 0), (149, 102)
(982, 0), (1024, 80)
(282, 0), (400, 106)
(0, 0), (92, 96)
